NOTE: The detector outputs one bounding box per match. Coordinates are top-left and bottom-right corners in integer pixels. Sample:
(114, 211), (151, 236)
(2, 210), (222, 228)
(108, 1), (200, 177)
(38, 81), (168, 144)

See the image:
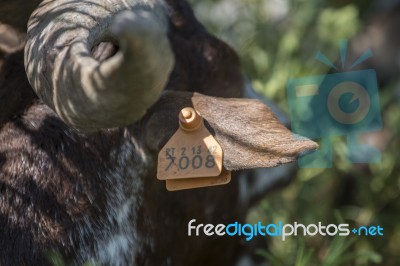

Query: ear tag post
(157, 107), (230, 191)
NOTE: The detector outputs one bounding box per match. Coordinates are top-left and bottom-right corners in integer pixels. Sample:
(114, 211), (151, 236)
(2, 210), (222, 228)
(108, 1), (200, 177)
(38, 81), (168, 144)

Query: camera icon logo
(327, 81), (370, 125)
(286, 41), (382, 168)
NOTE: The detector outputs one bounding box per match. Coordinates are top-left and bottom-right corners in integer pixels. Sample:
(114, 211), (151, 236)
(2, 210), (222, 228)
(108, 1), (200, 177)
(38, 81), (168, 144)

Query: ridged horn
(25, 0), (174, 131)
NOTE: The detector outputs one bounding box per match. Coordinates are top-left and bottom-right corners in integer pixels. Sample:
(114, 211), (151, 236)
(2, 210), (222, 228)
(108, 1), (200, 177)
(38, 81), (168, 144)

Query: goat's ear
(0, 24), (25, 53)
(142, 91), (317, 171)
(0, 0), (43, 31)
(0, 1), (43, 53)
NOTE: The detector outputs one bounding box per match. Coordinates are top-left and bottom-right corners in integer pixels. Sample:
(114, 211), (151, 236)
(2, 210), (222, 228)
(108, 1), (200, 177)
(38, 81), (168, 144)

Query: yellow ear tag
(165, 169), (231, 191)
(157, 107), (231, 190)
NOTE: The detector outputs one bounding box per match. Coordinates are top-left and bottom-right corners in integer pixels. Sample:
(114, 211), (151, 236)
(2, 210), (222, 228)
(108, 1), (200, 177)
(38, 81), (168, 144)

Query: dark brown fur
(0, 1), (316, 265)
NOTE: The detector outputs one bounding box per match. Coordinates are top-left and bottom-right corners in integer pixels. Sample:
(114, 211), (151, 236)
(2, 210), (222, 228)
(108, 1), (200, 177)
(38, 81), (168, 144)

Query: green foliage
(47, 251), (66, 266)
(191, 0), (400, 265)
(47, 251), (97, 266)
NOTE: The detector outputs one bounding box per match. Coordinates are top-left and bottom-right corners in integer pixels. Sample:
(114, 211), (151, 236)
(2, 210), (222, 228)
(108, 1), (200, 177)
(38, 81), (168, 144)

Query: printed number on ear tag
(157, 107), (224, 181)
(166, 169), (231, 191)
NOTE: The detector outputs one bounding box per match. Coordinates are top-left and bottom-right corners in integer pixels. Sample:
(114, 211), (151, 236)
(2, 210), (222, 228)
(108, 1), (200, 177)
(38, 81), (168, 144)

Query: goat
(0, 0), (317, 265)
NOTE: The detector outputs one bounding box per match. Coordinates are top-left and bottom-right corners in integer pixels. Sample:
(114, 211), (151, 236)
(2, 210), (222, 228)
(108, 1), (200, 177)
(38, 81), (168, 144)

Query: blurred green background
(189, 0), (400, 265)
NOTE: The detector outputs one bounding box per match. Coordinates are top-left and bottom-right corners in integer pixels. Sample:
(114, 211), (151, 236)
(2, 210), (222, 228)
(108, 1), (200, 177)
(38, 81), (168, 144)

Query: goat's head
(0, 0), (319, 265)
(23, 0), (317, 173)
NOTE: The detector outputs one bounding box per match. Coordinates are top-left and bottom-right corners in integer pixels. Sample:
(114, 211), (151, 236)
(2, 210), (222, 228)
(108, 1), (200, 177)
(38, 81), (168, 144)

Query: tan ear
(143, 91), (317, 171)
(0, 0), (43, 31)
(0, 24), (25, 53)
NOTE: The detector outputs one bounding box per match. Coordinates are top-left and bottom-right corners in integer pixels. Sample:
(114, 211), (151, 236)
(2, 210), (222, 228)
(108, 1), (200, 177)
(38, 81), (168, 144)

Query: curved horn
(24, 0), (174, 131)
